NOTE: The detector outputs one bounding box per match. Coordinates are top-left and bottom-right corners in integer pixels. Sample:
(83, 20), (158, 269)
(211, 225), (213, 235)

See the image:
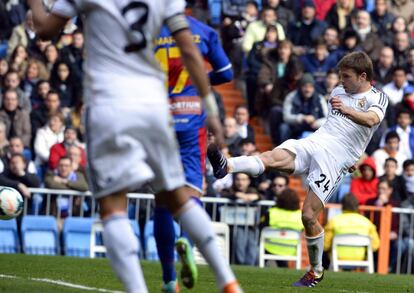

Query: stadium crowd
(0, 0), (414, 272)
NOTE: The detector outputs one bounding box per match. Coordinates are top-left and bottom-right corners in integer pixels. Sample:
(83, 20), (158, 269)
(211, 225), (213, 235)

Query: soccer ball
(0, 187), (24, 220)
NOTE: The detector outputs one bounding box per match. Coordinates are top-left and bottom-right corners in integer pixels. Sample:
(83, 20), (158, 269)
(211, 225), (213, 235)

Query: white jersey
(307, 85), (388, 167)
(52, 0), (186, 105)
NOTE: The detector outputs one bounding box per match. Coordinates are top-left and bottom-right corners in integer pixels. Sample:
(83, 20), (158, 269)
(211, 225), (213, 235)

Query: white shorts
(277, 138), (348, 204)
(84, 103), (185, 198)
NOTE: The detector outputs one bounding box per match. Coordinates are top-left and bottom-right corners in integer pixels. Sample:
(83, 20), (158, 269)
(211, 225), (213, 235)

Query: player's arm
(27, 0), (69, 40)
(206, 29), (233, 85)
(330, 97), (382, 128)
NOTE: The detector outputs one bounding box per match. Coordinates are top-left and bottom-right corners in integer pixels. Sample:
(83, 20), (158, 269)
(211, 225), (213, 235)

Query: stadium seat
(63, 217), (96, 257)
(21, 216), (59, 255)
(193, 222), (230, 265)
(143, 219), (180, 261)
(331, 234), (374, 273)
(259, 228), (302, 269)
(0, 219), (19, 253)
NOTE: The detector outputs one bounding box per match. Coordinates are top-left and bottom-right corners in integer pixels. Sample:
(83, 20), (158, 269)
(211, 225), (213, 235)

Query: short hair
(403, 159), (414, 171)
(10, 153), (26, 163)
(3, 88), (18, 97)
(392, 66), (407, 74)
(273, 173), (289, 186)
(278, 39), (293, 49)
(337, 51), (374, 81)
(246, 0), (259, 9)
(385, 130), (400, 142)
(384, 157), (398, 166)
(397, 109), (413, 119)
(59, 156), (72, 163)
(378, 178), (393, 189)
(234, 104), (248, 112)
(276, 188), (300, 210)
(313, 38), (327, 48)
(47, 89), (60, 98)
(341, 193), (359, 212)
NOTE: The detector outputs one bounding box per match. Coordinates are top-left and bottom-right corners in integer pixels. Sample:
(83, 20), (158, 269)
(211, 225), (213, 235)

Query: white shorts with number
(85, 102), (185, 198)
(276, 138), (348, 204)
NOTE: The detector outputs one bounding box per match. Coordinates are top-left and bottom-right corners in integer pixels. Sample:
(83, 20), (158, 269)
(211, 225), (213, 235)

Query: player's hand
(330, 97), (352, 115)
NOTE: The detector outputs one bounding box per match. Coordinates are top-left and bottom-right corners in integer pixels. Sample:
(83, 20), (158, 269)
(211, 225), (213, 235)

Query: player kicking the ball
(208, 51), (388, 287)
(29, 0), (241, 292)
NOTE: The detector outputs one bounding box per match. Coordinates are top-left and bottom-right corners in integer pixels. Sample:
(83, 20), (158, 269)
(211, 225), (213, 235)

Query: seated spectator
(34, 113), (65, 167)
(8, 45), (29, 78)
(0, 121), (9, 157)
(331, 29), (362, 62)
(280, 74), (328, 142)
(370, 0), (396, 37)
(224, 117), (242, 157)
(0, 89), (31, 148)
(373, 47), (394, 88)
(48, 126), (86, 171)
(43, 43), (59, 73)
(0, 136), (36, 175)
(30, 79), (50, 110)
(2, 70), (31, 111)
(6, 10), (36, 57)
(402, 159), (414, 198)
(392, 31), (411, 67)
(242, 7), (285, 53)
(260, 188), (303, 267)
(0, 59), (8, 87)
(288, 0), (327, 55)
(352, 10), (383, 61)
(382, 67), (409, 106)
(20, 58), (49, 101)
(0, 153), (40, 198)
(406, 48), (414, 83)
(266, 0), (295, 31)
(379, 158), (407, 201)
(67, 145), (86, 176)
(300, 39), (337, 91)
(323, 27), (340, 53)
(389, 0), (414, 32)
(325, 0), (356, 32)
(320, 69), (340, 97)
(373, 131), (407, 176)
(60, 30), (84, 81)
(263, 173), (289, 201)
(234, 105), (255, 143)
(44, 156), (88, 217)
(324, 193), (380, 264)
(350, 157), (379, 205)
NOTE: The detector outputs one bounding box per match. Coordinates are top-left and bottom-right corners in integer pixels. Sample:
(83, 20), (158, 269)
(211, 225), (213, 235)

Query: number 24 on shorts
(314, 173), (342, 194)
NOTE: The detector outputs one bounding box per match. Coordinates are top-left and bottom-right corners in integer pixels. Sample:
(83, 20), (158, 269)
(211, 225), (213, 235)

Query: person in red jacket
(350, 156), (379, 204)
(48, 126), (86, 171)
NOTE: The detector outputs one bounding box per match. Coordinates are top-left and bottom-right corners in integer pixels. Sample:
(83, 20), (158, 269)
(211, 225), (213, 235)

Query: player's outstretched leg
(100, 191), (148, 293)
(153, 207), (180, 292)
(159, 190), (242, 293)
(293, 191), (325, 288)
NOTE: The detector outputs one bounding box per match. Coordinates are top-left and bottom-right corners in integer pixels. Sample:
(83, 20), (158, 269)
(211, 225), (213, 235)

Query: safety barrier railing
(391, 207), (414, 275)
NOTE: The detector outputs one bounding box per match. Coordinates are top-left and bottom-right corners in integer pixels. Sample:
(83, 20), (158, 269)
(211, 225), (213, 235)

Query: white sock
(103, 215), (148, 293)
(228, 155), (265, 177)
(305, 231), (324, 275)
(177, 200), (236, 289)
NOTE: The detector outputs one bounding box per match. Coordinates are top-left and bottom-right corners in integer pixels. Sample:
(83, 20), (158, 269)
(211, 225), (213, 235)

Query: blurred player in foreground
(208, 51), (388, 287)
(154, 15), (232, 292)
(28, 0), (241, 292)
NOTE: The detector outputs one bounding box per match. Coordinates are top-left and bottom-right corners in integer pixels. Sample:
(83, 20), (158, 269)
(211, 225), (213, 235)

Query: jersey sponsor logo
(170, 96), (202, 115)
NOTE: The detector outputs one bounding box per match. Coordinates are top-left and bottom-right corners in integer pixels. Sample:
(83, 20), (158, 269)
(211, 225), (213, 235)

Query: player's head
(337, 51), (373, 94)
(276, 188), (300, 211)
(341, 193), (359, 212)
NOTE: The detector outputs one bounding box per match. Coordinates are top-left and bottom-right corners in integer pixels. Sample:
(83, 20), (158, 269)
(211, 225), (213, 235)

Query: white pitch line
(0, 274), (123, 293)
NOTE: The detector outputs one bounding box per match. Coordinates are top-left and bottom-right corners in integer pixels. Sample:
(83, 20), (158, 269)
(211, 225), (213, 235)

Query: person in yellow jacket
(260, 188), (304, 263)
(324, 193), (380, 261)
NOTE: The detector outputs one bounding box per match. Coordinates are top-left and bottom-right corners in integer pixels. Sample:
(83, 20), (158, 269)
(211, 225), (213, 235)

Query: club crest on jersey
(357, 97), (367, 108)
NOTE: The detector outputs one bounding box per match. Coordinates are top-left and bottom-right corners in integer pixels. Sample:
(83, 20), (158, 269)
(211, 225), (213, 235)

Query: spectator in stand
(288, 0), (327, 55)
(373, 131), (407, 177)
(0, 121), (8, 157)
(392, 31), (412, 67)
(323, 27), (340, 53)
(324, 193), (380, 266)
(221, 172), (262, 265)
(325, 0), (356, 32)
(381, 109), (414, 159)
(234, 105), (255, 143)
(402, 159), (414, 197)
(0, 89), (31, 148)
(224, 117), (242, 157)
(48, 126), (86, 171)
(265, 0), (295, 31)
(30, 79), (50, 110)
(43, 43), (59, 73)
(67, 144), (86, 177)
(242, 6), (285, 53)
(60, 30), (84, 81)
(8, 45), (29, 78)
(6, 10), (36, 57)
(406, 48), (414, 83)
(2, 70), (31, 111)
(382, 16), (410, 46)
(0, 59), (8, 87)
(264, 173), (289, 200)
(280, 73), (328, 142)
(350, 157), (379, 205)
(245, 24), (280, 117)
(34, 113), (65, 168)
(30, 89), (61, 142)
(352, 10), (383, 61)
(382, 67), (409, 107)
(44, 156), (88, 217)
(380, 158), (407, 201)
(300, 39), (337, 91)
(0, 136), (36, 175)
(389, 0), (414, 32)
(373, 47), (395, 88)
(50, 61), (81, 116)
(320, 69), (340, 97)
(331, 29), (362, 62)
(68, 100), (85, 142)
(0, 153), (40, 200)
(20, 58), (49, 101)
(370, 0), (395, 37)
(260, 188), (303, 267)
(395, 85), (414, 117)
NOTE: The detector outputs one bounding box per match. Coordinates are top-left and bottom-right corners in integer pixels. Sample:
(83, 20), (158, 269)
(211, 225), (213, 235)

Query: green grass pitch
(0, 254), (413, 292)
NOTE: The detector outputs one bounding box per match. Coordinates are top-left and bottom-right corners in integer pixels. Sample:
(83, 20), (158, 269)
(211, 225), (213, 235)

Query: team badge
(357, 97), (367, 108)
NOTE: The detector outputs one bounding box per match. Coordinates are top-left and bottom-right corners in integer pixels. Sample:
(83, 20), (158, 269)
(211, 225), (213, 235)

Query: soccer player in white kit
(208, 52), (388, 287)
(28, 0), (241, 292)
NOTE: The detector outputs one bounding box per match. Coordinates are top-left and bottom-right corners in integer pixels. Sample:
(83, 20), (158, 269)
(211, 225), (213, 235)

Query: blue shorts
(175, 127), (206, 193)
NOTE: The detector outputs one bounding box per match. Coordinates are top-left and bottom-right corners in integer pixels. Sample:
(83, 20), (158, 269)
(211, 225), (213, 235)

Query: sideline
(0, 274), (123, 293)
